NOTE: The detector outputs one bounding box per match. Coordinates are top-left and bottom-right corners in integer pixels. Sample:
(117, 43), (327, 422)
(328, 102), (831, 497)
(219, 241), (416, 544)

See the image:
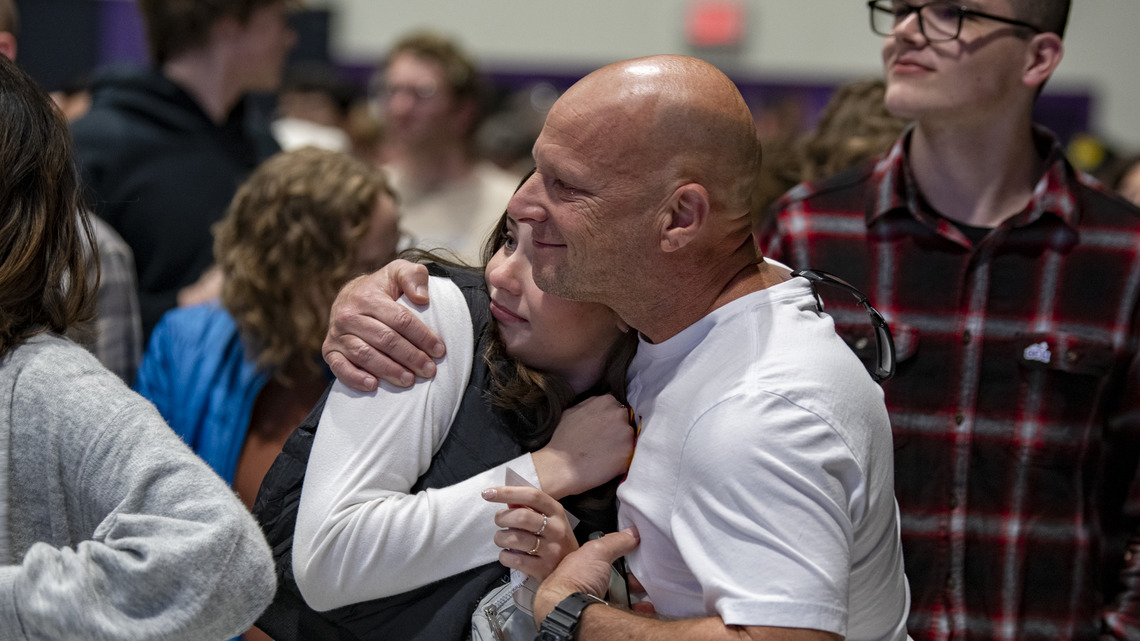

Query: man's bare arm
(578, 608), (842, 641)
(322, 259), (445, 391)
(536, 531), (843, 641)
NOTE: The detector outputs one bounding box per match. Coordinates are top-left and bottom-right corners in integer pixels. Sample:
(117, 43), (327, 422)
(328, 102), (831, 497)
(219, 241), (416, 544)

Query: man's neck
(622, 241), (783, 345)
(387, 144), (473, 195)
(907, 113), (1045, 228)
(163, 52), (245, 124)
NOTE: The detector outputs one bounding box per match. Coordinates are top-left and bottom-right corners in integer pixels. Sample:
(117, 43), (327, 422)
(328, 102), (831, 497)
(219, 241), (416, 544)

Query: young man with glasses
(372, 30), (519, 264)
(759, 1), (1140, 639)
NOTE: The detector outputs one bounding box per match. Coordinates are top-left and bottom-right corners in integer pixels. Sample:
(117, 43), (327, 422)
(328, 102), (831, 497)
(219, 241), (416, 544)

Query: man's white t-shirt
(619, 272), (910, 641)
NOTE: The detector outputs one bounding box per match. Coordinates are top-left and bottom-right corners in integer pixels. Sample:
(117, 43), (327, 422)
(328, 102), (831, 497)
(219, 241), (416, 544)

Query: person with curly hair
(751, 78), (909, 227)
(134, 146), (400, 511)
(797, 78), (911, 184)
(0, 50), (274, 641)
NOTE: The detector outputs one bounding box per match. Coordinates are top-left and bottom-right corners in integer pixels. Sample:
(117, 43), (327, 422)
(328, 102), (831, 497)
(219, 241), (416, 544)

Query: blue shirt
(134, 302), (270, 485)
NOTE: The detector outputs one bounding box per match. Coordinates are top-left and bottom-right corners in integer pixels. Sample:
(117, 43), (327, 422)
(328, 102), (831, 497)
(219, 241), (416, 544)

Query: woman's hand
(482, 485), (579, 581)
(531, 394), (634, 499)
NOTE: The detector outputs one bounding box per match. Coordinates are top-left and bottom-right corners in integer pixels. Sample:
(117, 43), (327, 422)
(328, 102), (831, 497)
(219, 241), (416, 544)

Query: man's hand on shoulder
(322, 259), (445, 391)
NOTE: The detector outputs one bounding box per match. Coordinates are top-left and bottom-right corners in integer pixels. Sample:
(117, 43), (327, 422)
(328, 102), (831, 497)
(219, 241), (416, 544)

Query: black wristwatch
(535, 592), (607, 641)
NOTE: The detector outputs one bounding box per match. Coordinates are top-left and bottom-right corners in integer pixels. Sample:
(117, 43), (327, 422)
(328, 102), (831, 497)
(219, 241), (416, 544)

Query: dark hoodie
(71, 67), (279, 339)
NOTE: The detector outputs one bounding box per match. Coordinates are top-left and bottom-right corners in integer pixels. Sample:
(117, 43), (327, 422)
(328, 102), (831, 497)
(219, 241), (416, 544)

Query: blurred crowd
(6, 0), (1140, 640)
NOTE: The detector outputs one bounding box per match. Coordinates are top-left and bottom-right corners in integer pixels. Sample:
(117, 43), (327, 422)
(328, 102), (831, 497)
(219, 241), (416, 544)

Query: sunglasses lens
(873, 320), (896, 381)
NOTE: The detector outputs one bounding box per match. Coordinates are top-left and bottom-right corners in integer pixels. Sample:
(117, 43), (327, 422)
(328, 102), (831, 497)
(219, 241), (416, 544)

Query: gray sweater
(0, 334), (275, 640)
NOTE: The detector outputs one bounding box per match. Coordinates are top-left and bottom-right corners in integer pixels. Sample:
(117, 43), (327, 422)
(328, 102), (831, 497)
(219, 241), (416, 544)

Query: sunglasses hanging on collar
(791, 268), (897, 383)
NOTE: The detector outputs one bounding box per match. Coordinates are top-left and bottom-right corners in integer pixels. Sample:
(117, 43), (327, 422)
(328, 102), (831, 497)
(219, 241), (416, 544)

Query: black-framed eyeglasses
(792, 268), (896, 382)
(868, 0), (1043, 42)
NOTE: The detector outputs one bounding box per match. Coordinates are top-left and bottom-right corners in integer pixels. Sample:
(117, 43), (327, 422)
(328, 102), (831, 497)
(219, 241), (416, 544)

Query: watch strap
(536, 592), (607, 640)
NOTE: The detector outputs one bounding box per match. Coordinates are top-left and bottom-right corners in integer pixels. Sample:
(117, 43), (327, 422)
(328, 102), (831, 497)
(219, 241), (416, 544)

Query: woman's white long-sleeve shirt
(292, 276), (542, 612)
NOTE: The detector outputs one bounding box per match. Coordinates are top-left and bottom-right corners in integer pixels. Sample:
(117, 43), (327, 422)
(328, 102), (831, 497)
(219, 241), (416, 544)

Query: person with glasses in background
(371, 30), (521, 265)
(758, 2), (1140, 639)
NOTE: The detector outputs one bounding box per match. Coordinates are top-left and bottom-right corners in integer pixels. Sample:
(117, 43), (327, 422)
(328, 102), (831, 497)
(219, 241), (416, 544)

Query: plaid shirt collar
(865, 125), (1081, 238)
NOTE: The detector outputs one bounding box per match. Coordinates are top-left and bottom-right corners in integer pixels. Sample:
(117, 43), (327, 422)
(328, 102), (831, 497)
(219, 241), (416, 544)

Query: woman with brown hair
(254, 195), (638, 639)
(134, 146), (401, 509)
(0, 51), (273, 640)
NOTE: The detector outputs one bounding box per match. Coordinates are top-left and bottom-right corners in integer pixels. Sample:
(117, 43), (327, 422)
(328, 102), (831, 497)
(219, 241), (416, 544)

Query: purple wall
(97, 0), (149, 67)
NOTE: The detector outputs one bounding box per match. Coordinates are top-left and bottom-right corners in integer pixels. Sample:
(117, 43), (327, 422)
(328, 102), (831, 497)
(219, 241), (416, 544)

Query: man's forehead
(532, 122), (598, 179)
(386, 53), (445, 79)
(537, 94), (634, 160)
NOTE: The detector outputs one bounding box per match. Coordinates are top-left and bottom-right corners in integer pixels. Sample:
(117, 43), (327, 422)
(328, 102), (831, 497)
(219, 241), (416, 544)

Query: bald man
(321, 55), (910, 641)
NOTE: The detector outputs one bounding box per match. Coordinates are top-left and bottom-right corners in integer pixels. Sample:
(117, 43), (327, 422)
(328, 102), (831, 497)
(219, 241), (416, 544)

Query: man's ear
(1022, 32), (1063, 89)
(0, 32), (17, 61)
(660, 183), (708, 253)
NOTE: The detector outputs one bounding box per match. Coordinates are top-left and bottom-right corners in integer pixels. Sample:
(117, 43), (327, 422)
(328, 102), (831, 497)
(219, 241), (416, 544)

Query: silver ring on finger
(527, 536), (541, 556)
(533, 513), (548, 537)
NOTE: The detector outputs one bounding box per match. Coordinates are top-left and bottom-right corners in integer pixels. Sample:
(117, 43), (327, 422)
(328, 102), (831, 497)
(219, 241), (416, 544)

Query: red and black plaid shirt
(758, 128), (1140, 641)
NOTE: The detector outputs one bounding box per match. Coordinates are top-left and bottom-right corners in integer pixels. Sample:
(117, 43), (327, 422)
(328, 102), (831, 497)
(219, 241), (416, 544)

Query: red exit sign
(686, 0), (747, 48)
